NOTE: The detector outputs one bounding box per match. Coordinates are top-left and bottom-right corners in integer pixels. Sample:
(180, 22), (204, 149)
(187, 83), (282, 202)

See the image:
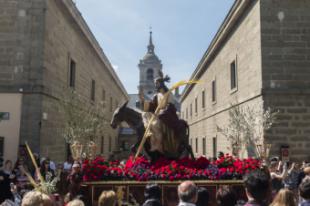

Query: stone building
(181, 0), (310, 161)
(0, 0), (128, 162)
(136, 31), (180, 109)
(138, 31), (163, 98)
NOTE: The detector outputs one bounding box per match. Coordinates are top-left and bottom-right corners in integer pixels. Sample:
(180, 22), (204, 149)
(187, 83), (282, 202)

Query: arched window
(147, 68), (154, 80)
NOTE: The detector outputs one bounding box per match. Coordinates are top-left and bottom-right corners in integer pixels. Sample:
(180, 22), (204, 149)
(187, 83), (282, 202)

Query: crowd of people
(0, 154), (85, 206)
(0, 154), (310, 206)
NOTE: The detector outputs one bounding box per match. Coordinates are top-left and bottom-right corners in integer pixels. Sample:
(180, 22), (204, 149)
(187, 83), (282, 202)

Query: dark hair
(218, 152), (225, 158)
(216, 186), (237, 206)
(299, 177), (310, 200)
(144, 184), (161, 200)
(196, 187), (209, 206)
(270, 156), (279, 162)
(244, 170), (271, 202)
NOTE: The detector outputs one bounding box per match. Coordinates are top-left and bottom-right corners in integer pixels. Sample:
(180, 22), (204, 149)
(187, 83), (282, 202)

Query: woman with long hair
(40, 159), (55, 181)
(270, 189), (296, 206)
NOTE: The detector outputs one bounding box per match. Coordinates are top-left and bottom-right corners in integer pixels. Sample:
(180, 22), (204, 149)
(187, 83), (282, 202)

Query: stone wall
(0, 0), (46, 150)
(260, 0), (310, 161)
(39, 0), (127, 161)
(0, 0), (128, 161)
(181, 1), (262, 158)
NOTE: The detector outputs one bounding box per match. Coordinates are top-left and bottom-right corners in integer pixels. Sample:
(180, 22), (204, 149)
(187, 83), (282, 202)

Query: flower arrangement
(82, 154), (261, 182)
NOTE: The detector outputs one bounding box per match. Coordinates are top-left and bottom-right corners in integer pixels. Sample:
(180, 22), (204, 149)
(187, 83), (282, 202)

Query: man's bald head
(178, 181), (198, 203)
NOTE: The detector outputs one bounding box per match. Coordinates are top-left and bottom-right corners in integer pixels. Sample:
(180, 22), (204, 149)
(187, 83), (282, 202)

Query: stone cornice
(59, 0), (129, 99)
(180, 0), (254, 102)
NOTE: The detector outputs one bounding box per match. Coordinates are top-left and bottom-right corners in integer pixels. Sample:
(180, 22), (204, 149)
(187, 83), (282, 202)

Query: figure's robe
(142, 92), (180, 158)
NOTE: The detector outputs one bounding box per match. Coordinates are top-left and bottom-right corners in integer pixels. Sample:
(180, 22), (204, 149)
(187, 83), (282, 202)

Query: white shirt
(64, 162), (72, 171)
(178, 201), (196, 206)
(49, 161), (56, 171)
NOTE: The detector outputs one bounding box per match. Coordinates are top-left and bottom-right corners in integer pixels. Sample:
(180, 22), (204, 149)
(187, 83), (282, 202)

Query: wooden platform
(82, 180), (245, 206)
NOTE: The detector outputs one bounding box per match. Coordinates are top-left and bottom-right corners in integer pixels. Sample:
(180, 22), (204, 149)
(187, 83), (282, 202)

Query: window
(202, 91), (205, 109)
(0, 137), (4, 157)
(202, 138), (206, 156)
(69, 59), (76, 88)
(0, 112), (9, 120)
(91, 80), (95, 101)
(108, 136), (112, 152)
(101, 136), (104, 154)
(102, 89), (106, 101)
(195, 97), (198, 113)
(212, 80), (216, 102)
(195, 138), (198, 153)
(122, 141), (130, 151)
(0, 136), (3, 167)
(230, 60), (237, 89)
(190, 104), (192, 117)
(147, 68), (154, 80)
(212, 137), (217, 158)
(66, 143), (71, 158)
(110, 97), (113, 112)
(186, 108), (188, 119)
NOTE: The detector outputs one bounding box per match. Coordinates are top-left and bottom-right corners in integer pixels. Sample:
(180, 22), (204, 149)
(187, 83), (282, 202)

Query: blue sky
(75, 0), (234, 94)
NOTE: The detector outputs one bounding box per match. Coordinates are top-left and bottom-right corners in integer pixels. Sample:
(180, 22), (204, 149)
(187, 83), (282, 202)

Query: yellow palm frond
(169, 80), (200, 92)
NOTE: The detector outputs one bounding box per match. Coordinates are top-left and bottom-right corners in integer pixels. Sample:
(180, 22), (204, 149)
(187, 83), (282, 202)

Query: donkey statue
(110, 101), (194, 161)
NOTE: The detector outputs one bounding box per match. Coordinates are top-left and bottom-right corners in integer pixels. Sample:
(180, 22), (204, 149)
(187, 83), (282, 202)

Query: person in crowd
(142, 184), (162, 206)
(98, 190), (116, 206)
(218, 152), (225, 159)
(46, 157), (56, 172)
(64, 156), (74, 172)
(299, 177), (310, 206)
(243, 170), (271, 206)
(33, 153), (40, 169)
(216, 186), (237, 206)
(270, 189), (296, 206)
(21, 191), (52, 206)
(299, 163), (310, 183)
(284, 162), (301, 192)
(67, 162), (83, 201)
(270, 159), (288, 195)
(177, 180), (198, 206)
(39, 159), (55, 182)
(297, 162), (309, 187)
(16, 165), (30, 191)
(304, 164), (310, 176)
(0, 160), (16, 203)
(196, 187), (209, 206)
(67, 199), (85, 206)
(13, 157), (25, 174)
(56, 163), (69, 196)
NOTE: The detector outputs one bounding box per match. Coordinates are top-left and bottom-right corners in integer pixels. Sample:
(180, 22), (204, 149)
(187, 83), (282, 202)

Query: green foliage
(57, 89), (108, 144)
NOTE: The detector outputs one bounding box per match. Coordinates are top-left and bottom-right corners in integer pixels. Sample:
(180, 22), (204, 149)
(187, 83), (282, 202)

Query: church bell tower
(138, 31), (163, 98)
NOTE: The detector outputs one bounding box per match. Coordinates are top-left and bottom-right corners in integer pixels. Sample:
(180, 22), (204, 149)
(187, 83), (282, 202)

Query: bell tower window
(147, 68), (154, 81)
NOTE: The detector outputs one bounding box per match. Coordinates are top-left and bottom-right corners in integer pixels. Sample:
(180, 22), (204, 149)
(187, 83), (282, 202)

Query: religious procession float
(74, 73), (272, 205)
(22, 73), (272, 205)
